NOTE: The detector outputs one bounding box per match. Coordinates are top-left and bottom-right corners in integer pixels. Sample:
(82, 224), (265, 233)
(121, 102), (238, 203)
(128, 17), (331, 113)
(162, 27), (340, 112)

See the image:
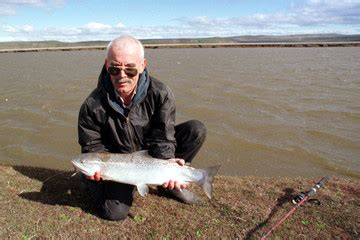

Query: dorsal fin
(132, 150), (153, 159)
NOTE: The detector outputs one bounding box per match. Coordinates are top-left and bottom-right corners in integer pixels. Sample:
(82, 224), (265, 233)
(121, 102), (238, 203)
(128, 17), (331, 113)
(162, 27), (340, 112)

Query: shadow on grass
(13, 165), (98, 216)
(244, 187), (295, 239)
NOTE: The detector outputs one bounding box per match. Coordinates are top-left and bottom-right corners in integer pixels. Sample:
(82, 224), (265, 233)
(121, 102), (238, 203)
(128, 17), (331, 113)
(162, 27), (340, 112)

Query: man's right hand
(86, 171), (102, 181)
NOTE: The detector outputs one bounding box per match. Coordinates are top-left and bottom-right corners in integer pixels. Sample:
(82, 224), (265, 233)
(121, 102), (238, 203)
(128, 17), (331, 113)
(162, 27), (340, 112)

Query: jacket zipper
(125, 117), (138, 152)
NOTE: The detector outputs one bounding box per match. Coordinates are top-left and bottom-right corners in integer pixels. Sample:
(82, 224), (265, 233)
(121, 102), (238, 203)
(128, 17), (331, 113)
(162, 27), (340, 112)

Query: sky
(0, 0), (359, 42)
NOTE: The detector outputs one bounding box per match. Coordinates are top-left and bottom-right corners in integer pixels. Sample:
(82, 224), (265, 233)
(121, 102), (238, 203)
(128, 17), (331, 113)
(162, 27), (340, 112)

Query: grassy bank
(1, 42), (360, 53)
(1, 34), (360, 52)
(0, 164), (359, 239)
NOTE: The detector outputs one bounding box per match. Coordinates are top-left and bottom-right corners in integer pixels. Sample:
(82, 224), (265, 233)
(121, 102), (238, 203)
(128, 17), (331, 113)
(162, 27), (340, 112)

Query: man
(78, 35), (206, 221)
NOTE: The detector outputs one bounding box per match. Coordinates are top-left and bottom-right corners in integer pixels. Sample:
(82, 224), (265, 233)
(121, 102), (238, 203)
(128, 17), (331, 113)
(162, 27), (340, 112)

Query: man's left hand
(162, 158), (188, 190)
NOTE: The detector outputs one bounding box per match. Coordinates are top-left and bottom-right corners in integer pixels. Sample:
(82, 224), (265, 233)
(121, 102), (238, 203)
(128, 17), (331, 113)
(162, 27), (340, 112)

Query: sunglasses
(107, 66), (138, 77)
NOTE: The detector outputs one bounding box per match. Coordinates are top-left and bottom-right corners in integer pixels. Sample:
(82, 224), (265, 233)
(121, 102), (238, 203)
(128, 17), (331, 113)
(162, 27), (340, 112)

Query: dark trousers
(87, 120), (206, 221)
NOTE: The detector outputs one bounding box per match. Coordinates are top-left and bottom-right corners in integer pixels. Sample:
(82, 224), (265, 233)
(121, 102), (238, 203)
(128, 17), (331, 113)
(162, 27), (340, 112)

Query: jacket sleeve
(146, 85), (177, 159)
(78, 100), (107, 153)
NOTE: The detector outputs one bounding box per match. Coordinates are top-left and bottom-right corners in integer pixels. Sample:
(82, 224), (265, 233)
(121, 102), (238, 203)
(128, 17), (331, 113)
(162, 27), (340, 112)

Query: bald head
(106, 35), (144, 61)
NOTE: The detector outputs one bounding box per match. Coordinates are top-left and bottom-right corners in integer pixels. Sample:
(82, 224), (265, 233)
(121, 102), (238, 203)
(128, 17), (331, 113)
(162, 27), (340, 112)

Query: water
(0, 47), (359, 178)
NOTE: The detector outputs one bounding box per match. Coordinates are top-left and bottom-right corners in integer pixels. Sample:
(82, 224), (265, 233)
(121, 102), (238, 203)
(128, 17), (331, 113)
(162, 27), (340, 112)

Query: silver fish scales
(72, 150), (220, 199)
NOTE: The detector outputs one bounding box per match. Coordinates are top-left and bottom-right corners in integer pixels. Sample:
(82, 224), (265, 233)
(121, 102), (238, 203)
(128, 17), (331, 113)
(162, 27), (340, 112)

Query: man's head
(105, 35), (147, 98)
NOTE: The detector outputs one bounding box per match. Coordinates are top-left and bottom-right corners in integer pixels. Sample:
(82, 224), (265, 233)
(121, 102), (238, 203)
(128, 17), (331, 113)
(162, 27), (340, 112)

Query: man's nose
(119, 69), (127, 78)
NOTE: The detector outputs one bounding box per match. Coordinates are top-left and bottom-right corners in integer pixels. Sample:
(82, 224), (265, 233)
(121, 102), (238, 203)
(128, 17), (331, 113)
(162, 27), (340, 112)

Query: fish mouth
(71, 161), (94, 177)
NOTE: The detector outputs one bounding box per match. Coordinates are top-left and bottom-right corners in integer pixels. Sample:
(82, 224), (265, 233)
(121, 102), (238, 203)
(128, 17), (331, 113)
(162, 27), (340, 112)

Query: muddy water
(0, 47), (359, 178)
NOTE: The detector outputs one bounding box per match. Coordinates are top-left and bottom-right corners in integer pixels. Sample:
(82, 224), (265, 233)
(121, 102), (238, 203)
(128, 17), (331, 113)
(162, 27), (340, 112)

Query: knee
(101, 200), (131, 221)
(188, 120), (207, 142)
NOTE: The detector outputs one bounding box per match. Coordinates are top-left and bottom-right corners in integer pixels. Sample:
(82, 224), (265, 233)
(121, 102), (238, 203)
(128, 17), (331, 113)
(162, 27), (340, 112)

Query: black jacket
(78, 65), (176, 159)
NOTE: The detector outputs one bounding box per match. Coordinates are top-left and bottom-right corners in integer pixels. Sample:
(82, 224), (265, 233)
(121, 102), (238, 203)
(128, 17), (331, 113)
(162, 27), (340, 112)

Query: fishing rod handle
(307, 175), (330, 196)
(292, 176), (330, 204)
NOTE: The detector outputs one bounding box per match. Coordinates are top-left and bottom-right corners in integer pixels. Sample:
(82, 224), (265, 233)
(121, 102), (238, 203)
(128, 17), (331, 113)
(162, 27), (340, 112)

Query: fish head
(71, 153), (102, 177)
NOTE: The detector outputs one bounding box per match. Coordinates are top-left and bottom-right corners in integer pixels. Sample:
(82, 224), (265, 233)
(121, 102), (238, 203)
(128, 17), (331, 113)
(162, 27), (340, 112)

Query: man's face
(106, 48), (146, 97)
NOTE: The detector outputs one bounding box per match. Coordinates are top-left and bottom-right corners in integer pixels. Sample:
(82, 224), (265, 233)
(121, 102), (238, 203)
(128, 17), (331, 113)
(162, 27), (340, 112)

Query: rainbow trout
(71, 151), (220, 199)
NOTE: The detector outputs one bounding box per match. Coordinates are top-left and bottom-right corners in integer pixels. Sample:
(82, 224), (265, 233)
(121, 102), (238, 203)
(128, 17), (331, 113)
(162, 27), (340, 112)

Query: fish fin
(136, 183), (149, 197)
(198, 165), (221, 199)
(133, 150), (153, 159)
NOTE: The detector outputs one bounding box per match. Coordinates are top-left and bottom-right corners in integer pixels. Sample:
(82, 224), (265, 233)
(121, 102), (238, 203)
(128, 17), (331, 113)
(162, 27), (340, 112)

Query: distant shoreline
(1, 41), (360, 53)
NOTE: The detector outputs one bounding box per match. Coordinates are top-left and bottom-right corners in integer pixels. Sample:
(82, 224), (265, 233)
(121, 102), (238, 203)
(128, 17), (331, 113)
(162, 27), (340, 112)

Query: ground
(0, 165), (359, 239)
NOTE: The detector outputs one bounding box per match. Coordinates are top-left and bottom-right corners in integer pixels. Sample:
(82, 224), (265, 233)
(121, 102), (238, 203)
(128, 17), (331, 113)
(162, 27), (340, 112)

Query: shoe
(158, 187), (202, 205)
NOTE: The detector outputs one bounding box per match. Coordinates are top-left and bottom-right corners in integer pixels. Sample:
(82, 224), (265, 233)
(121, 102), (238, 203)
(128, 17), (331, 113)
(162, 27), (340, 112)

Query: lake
(0, 47), (359, 178)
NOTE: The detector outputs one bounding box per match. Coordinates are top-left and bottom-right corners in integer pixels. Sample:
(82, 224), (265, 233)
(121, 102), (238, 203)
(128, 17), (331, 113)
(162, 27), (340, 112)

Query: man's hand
(162, 158), (188, 190)
(86, 171), (102, 181)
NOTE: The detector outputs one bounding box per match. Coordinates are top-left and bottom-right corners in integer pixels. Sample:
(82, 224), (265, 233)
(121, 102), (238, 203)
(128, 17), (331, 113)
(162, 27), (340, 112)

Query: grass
(0, 164), (359, 239)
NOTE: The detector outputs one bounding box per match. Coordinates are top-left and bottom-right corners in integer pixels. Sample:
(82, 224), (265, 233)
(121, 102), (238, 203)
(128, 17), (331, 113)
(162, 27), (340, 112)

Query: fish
(71, 150), (221, 199)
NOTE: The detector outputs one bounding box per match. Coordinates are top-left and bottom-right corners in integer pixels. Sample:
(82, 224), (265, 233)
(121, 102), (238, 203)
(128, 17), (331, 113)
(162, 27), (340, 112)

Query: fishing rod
(261, 176), (330, 240)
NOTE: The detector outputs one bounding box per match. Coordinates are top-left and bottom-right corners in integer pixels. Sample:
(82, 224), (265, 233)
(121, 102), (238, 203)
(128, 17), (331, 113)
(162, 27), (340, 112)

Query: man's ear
(141, 59), (148, 71)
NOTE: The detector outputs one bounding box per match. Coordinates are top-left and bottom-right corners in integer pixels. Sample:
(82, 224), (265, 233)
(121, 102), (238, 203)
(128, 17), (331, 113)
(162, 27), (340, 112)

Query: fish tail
(199, 165), (221, 199)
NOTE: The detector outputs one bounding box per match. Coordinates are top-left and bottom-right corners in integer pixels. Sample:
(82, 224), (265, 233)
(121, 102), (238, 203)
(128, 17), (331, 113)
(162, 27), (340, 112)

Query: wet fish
(71, 150), (221, 199)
